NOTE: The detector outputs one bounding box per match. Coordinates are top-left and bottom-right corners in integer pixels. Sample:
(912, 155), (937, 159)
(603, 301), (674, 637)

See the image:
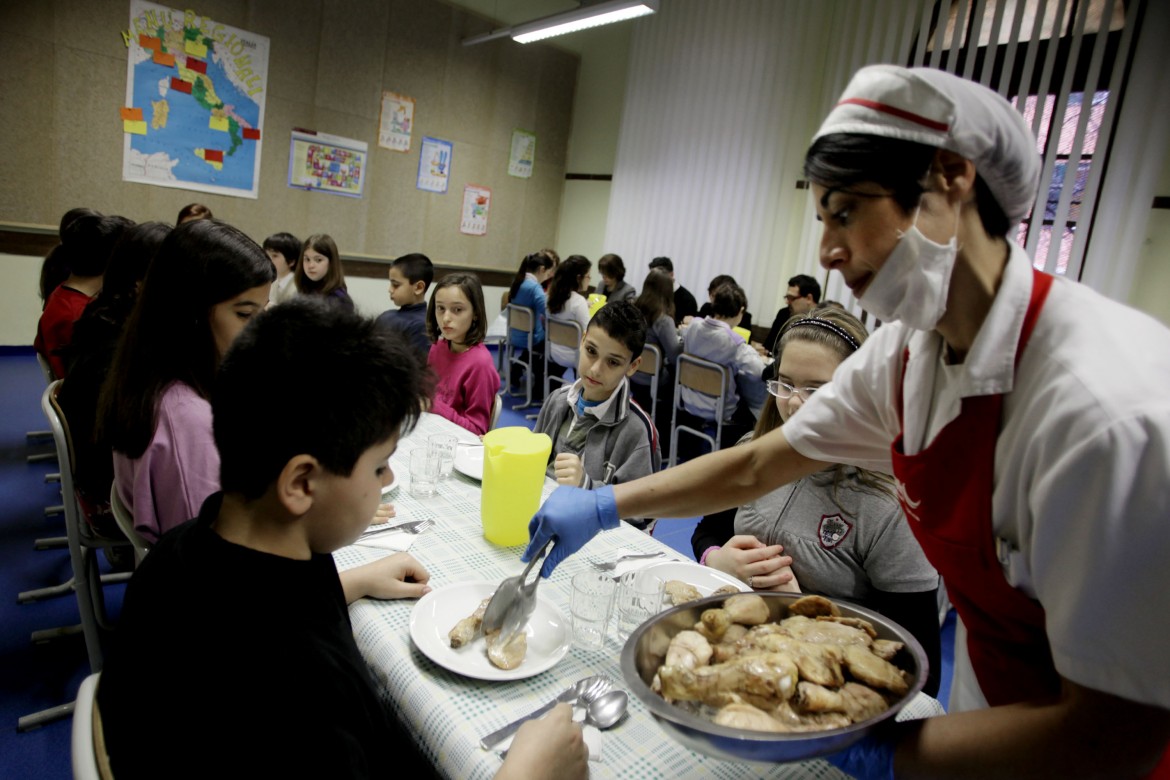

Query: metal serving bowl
(619, 592), (927, 764)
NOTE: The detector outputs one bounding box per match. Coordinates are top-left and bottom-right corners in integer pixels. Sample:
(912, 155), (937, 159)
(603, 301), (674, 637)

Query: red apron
(890, 268), (1059, 706)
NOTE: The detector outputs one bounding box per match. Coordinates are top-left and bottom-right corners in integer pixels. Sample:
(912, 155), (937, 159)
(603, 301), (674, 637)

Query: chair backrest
(677, 353), (729, 398)
(72, 672), (102, 780)
(110, 483), (152, 566)
(36, 351), (58, 384)
(506, 304), (535, 334)
(637, 343), (661, 378)
(488, 393), (503, 431)
(547, 317), (583, 350)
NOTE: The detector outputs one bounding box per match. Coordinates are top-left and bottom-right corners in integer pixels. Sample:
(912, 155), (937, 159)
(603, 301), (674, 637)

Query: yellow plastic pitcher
(587, 293), (607, 319)
(481, 427), (553, 546)
(733, 325), (752, 343)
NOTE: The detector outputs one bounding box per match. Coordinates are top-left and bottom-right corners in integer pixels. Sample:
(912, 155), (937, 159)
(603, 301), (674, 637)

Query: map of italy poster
(122, 1), (269, 199)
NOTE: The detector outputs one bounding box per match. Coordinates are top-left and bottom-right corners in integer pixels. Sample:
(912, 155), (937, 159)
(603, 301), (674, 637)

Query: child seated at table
(534, 302), (660, 531)
(427, 272), (500, 435)
(96, 298), (587, 780)
(377, 251), (434, 357)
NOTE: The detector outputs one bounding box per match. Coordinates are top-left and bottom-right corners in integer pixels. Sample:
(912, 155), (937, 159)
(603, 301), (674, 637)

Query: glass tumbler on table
(428, 433), (457, 480)
(409, 448), (440, 498)
(570, 571), (617, 650)
(616, 571), (665, 639)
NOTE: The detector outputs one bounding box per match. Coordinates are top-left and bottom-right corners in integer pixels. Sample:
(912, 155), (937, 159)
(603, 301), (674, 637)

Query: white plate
(637, 560), (751, 601)
(410, 580), (570, 681)
(453, 445), (484, 481)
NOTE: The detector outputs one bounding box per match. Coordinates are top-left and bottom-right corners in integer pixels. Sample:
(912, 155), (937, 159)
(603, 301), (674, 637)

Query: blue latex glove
(522, 485), (620, 577)
(823, 732), (896, 780)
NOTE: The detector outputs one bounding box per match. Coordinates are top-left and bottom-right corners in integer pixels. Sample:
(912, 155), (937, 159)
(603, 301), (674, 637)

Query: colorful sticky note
(184, 39), (208, 58)
(186, 58), (207, 74)
(120, 107), (144, 121)
(242, 127), (261, 140)
(203, 149), (224, 163)
(139, 34), (161, 51)
(170, 77), (193, 94)
(153, 51), (175, 67)
(209, 115), (229, 132)
(123, 120), (148, 135)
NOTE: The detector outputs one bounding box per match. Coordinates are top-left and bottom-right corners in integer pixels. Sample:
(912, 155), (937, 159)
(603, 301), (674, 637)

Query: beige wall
(1128, 152), (1170, 326)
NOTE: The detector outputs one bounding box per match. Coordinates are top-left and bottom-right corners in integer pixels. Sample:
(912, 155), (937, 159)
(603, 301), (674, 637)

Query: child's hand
(497, 704), (587, 780)
(370, 503), (396, 524)
(340, 552), (432, 604)
(553, 453), (585, 487)
(705, 534), (794, 590)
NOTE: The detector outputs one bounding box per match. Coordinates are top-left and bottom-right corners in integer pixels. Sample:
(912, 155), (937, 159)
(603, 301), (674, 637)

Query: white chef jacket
(784, 241), (1170, 711)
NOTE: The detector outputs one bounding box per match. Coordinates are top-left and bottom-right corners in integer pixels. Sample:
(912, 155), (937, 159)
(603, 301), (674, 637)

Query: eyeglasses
(766, 379), (819, 402)
(784, 294), (799, 303)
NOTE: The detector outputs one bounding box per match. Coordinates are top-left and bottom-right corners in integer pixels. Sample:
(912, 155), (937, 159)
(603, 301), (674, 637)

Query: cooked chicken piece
(723, 623), (749, 643)
(843, 644), (909, 695)
(724, 593), (770, 625)
(839, 682), (891, 722)
(817, 615), (877, 638)
(700, 608), (732, 641)
(749, 634), (846, 687)
(710, 624), (751, 663)
(788, 594), (841, 618)
(665, 630), (713, 670)
(712, 585), (740, 596)
(772, 700), (852, 731)
(664, 580), (703, 605)
(871, 638), (904, 661)
(713, 703), (789, 732)
(779, 615), (872, 648)
(794, 681), (890, 722)
(794, 680), (845, 712)
(485, 628), (527, 670)
(658, 652), (799, 707)
(448, 597), (490, 648)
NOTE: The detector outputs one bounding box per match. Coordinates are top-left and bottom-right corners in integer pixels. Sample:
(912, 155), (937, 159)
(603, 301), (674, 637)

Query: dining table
(335, 412), (944, 779)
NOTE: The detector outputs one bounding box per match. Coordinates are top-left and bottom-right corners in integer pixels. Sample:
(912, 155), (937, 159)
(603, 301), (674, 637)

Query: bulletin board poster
(378, 92), (414, 152)
(460, 185), (491, 236)
(288, 130), (368, 198)
(122, 0), (269, 199)
(417, 137), (453, 194)
(508, 129), (536, 178)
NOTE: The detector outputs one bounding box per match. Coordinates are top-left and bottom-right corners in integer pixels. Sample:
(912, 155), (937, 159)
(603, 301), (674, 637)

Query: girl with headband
(692, 306), (941, 696)
(524, 64), (1170, 777)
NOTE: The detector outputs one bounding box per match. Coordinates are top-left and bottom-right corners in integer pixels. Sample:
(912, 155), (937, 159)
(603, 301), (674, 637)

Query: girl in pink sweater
(426, 273), (500, 435)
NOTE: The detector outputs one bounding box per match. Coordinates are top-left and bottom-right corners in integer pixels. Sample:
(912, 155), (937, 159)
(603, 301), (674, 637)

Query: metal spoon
(583, 689), (628, 730)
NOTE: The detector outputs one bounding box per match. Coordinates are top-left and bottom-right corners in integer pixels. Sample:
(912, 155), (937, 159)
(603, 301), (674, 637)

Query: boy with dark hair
(262, 231), (302, 306)
(534, 301), (660, 531)
(648, 255), (698, 324)
(97, 298), (586, 779)
(377, 252), (434, 356)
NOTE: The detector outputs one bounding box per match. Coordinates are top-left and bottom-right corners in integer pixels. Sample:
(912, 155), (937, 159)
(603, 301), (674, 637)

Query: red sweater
(427, 341), (500, 435)
(35, 285), (92, 378)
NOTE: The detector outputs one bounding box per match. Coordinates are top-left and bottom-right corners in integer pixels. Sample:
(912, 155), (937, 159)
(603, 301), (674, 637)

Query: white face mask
(860, 203), (960, 331)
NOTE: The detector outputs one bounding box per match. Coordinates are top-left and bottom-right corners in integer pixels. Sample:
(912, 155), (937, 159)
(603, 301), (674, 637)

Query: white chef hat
(812, 64), (1041, 228)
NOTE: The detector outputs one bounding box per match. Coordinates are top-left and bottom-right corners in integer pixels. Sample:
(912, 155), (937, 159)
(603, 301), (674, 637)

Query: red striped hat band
(836, 97), (951, 133)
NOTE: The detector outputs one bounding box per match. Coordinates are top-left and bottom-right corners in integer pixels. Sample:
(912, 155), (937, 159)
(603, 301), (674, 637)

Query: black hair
(706, 274), (737, 295)
(295, 234), (347, 296)
(427, 272), (487, 347)
(634, 268), (675, 325)
(214, 298), (431, 500)
(711, 283), (747, 318)
(648, 256), (673, 273)
(547, 255), (592, 314)
(82, 221), (172, 329)
(787, 274), (821, 303)
(262, 232), (302, 271)
(508, 252), (556, 301)
(99, 219), (276, 458)
(391, 252), (435, 290)
(804, 133), (1010, 237)
(61, 214), (135, 277)
(598, 253), (626, 283)
(39, 245), (70, 305)
(588, 301), (646, 361)
(59, 207), (103, 238)
(177, 203), (213, 224)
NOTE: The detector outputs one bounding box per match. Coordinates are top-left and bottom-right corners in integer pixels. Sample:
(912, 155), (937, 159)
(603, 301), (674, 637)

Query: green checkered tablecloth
(336, 413), (942, 779)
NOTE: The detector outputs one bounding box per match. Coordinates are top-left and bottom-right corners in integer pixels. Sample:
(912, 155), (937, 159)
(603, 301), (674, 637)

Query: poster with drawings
(378, 91), (414, 152)
(417, 136), (452, 193)
(460, 185), (491, 236)
(508, 129), (535, 178)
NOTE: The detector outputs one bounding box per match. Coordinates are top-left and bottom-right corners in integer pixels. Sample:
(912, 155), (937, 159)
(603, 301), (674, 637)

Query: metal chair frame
(109, 484), (152, 567)
(669, 353), (730, 467)
(488, 393), (504, 431)
(635, 343), (663, 422)
(503, 304), (537, 410)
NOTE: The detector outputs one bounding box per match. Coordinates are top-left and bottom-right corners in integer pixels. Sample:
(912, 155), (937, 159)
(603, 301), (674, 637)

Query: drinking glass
(570, 571), (616, 650)
(409, 448), (440, 498)
(615, 571), (665, 639)
(428, 434), (457, 480)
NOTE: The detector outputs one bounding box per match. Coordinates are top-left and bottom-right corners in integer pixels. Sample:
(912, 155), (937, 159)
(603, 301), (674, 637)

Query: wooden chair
(545, 316), (583, 399)
(503, 304), (537, 409)
(635, 343), (663, 422)
(669, 353), (730, 467)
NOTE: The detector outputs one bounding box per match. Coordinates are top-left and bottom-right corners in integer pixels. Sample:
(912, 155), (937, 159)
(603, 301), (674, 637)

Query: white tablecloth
(336, 412), (943, 779)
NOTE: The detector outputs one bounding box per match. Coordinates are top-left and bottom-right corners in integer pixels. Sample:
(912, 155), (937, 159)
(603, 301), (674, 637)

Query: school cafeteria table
(335, 412), (943, 779)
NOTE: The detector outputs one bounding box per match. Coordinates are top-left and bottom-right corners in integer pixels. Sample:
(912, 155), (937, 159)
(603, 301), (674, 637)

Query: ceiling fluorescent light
(510, 0), (658, 44)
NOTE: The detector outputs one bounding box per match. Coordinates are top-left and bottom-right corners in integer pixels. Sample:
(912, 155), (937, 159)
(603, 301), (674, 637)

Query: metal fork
(479, 675), (616, 749)
(588, 551), (666, 571)
(358, 518), (434, 540)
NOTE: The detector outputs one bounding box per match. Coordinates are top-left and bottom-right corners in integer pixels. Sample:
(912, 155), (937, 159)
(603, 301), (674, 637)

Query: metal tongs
(481, 540), (552, 647)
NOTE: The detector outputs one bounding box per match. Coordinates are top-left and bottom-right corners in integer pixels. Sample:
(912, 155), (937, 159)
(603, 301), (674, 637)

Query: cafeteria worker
(524, 65), (1170, 778)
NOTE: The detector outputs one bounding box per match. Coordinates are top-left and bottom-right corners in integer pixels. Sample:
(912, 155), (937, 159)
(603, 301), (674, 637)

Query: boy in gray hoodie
(534, 302), (660, 531)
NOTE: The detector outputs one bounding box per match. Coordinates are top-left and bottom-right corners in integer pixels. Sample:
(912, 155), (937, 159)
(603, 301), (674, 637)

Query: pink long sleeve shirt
(427, 341), (501, 435)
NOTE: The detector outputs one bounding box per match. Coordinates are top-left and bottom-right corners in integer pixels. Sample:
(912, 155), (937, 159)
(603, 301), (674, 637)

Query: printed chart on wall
(417, 137), (453, 194)
(460, 185), (491, 236)
(508, 129), (536, 178)
(122, 1), (268, 199)
(379, 92), (414, 152)
(288, 130), (368, 198)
